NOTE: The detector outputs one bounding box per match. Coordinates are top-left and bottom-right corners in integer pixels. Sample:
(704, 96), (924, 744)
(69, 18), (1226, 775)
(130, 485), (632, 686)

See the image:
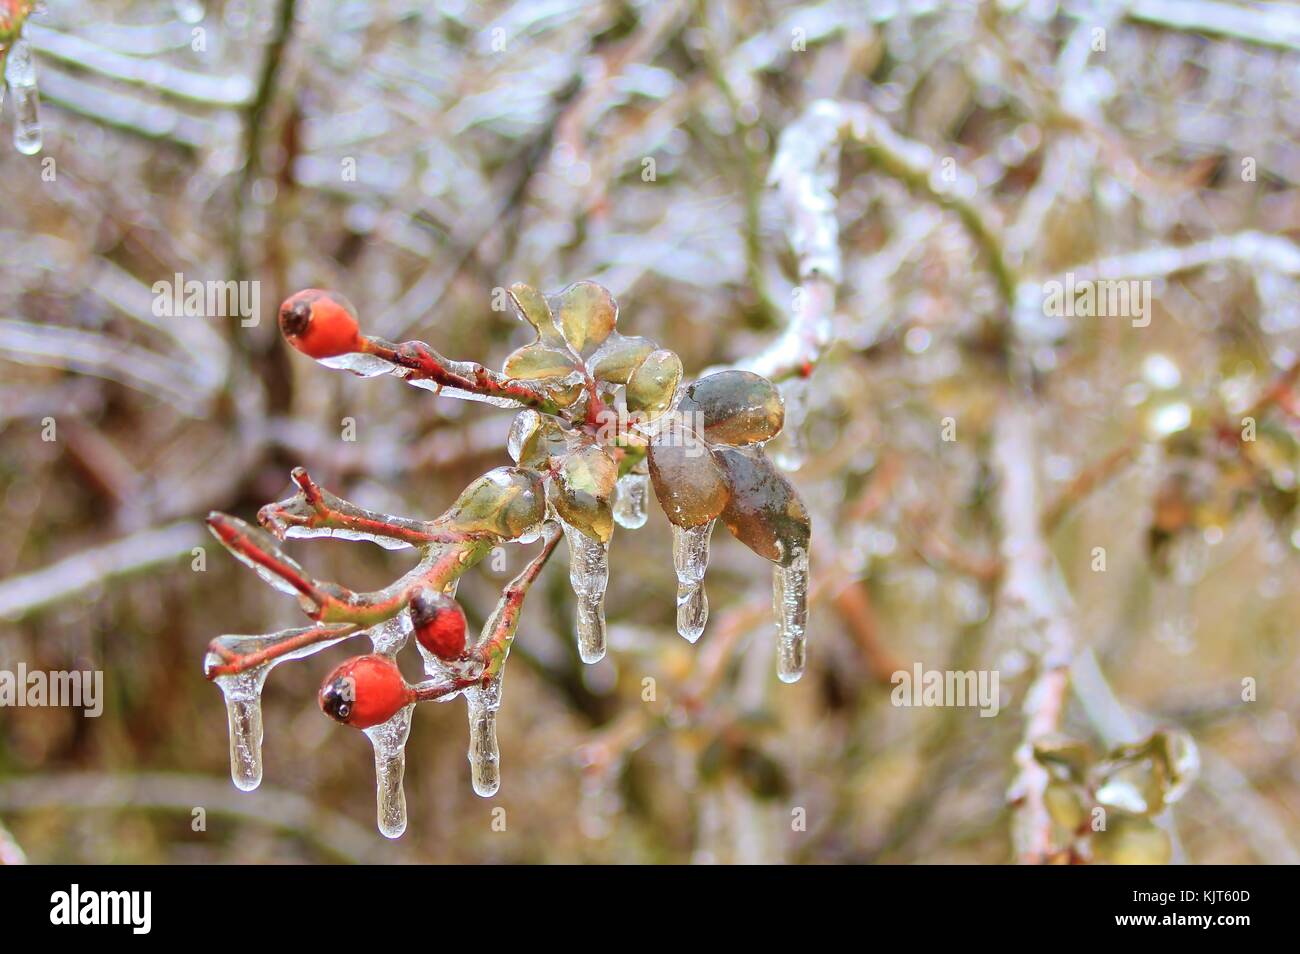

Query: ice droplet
(465, 675), (503, 796)
(4, 39), (42, 156)
(562, 521), (609, 663)
(213, 668), (267, 791)
(364, 704), (414, 838)
(773, 546), (809, 683)
(672, 519), (714, 643)
(613, 470), (649, 529)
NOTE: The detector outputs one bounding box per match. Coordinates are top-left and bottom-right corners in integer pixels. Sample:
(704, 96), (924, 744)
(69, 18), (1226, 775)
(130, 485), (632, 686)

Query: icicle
(672, 519), (714, 643)
(613, 470), (649, 529)
(4, 38), (41, 156)
(465, 675), (503, 796)
(770, 376), (809, 471)
(212, 668), (267, 791)
(773, 546), (809, 683)
(364, 704), (414, 838)
(562, 521), (609, 663)
(205, 627), (353, 791)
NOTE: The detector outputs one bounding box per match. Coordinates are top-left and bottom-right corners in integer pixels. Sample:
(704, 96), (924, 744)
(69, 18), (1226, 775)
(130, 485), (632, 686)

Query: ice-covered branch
(258, 467), (459, 550)
(0, 521), (204, 621)
(206, 512), (488, 626)
(995, 398), (1077, 864)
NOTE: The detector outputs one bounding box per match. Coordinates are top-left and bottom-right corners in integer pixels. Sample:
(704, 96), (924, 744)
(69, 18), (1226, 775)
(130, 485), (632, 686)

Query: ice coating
(773, 546), (809, 683)
(672, 519), (714, 643)
(562, 520), (610, 663)
(613, 470), (649, 529)
(365, 704), (414, 837)
(465, 675), (503, 796)
(205, 627), (354, 790)
(4, 37), (41, 156)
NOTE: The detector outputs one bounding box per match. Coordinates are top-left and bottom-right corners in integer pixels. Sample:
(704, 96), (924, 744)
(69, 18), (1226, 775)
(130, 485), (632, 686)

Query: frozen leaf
(626, 349), (683, 420)
(1092, 815), (1172, 865)
(553, 442), (617, 543)
(551, 281), (616, 355)
(1032, 734), (1096, 783)
(508, 282), (564, 348)
(1044, 780), (1088, 833)
(678, 370), (785, 447)
(503, 342), (578, 380)
(507, 409), (543, 465)
(446, 467), (545, 541)
(1095, 728), (1199, 815)
(589, 333), (657, 384)
(715, 446), (811, 566)
(647, 419), (729, 528)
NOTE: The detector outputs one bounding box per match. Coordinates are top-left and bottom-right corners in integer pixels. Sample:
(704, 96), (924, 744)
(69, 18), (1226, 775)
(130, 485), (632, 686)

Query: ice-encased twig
(365, 704), (414, 838)
(672, 519), (715, 643)
(206, 625), (355, 790)
(773, 546), (809, 683)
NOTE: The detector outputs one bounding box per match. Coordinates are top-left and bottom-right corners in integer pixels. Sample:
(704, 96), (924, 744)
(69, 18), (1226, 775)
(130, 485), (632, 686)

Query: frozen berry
(409, 588), (468, 661)
(279, 289), (361, 359)
(318, 654), (410, 729)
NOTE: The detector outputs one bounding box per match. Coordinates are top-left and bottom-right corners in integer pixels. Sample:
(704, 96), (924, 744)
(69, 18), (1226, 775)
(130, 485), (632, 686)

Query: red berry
(279, 289), (362, 359)
(409, 588), (467, 661)
(318, 654), (410, 729)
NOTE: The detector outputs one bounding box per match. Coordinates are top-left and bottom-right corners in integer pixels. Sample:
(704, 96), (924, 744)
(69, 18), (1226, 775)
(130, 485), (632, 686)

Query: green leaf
(551, 281), (616, 355)
(554, 442), (617, 542)
(677, 369), (784, 446)
(626, 349), (683, 420)
(714, 446), (810, 565)
(647, 419), (729, 528)
(446, 467), (546, 540)
(589, 333), (657, 384)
